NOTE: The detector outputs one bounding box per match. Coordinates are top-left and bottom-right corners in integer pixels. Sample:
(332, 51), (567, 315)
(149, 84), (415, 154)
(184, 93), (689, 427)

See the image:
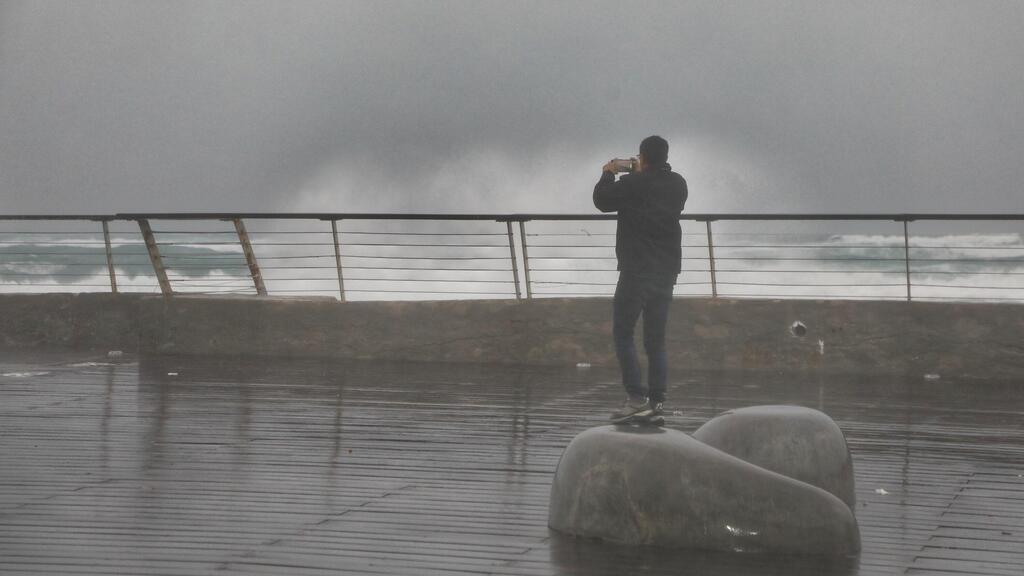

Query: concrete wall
(1, 293), (1022, 378)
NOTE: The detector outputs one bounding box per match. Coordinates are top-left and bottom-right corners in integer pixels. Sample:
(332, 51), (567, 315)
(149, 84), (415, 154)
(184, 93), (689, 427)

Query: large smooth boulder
(693, 405), (856, 510)
(548, 425), (860, 555)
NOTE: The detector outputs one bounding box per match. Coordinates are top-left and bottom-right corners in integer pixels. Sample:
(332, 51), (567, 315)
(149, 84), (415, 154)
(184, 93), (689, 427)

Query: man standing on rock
(593, 135), (687, 423)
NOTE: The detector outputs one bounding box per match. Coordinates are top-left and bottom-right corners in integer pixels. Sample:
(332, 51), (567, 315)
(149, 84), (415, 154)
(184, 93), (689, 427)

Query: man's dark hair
(639, 135), (669, 166)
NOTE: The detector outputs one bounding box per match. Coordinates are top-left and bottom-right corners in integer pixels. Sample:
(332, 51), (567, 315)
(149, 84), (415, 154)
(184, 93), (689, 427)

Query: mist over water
(2, 2), (1022, 304)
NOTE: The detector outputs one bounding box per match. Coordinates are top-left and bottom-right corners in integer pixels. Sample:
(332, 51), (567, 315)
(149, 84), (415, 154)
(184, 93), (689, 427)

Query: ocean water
(1, 223), (1022, 302)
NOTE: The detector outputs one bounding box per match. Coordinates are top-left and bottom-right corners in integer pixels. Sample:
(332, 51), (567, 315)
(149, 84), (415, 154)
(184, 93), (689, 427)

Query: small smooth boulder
(693, 405), (856, 510)
(548, 425), (860, 555)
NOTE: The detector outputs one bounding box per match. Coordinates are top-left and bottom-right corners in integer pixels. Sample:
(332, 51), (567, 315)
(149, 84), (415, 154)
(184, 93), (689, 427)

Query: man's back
(593, 164), (688, 275)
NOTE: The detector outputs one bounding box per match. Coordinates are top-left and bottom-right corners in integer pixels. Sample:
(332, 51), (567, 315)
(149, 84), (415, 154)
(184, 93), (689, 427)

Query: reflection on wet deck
(1, 350), (1022, 575)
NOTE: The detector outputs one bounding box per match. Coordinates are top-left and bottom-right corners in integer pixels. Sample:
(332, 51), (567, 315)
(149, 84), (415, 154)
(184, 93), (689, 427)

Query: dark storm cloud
(1, 0), (1022, 215)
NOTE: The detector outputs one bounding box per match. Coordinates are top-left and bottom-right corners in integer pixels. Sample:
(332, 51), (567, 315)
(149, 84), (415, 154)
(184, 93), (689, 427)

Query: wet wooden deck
(1, 349), (1022, 575)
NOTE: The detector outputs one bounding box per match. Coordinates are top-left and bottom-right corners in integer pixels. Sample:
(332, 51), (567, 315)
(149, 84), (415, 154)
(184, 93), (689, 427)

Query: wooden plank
(101, 220), (118, 293)
(1, 351), (1022, 575)
(136, 218), (172, 295)
(232, 218), (267, 296)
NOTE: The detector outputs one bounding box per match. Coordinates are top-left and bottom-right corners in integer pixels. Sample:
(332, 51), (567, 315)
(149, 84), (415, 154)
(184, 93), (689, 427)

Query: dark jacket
(593, 163), (687, 275)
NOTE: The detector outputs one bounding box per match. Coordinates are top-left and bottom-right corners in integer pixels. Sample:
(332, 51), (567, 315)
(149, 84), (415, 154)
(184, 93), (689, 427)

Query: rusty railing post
(506, 220), (522, 300)
(137, 219), (172, 295)
(519, 219), (532, 299)
(706, 220), (718, 298)
(331, 219), (346, 302)
(232, 218), (267, 296)
(101, 219), (118, 293)
(903, 219), (912, 302)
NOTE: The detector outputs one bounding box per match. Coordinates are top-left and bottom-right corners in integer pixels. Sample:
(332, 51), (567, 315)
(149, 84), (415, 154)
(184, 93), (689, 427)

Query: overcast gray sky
(1, 0), (1022, 215)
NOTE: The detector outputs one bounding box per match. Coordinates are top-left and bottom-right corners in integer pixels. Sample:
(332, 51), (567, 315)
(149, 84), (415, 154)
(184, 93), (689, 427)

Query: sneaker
(611, 396), (652, 423)
(649, 402), (664, 417)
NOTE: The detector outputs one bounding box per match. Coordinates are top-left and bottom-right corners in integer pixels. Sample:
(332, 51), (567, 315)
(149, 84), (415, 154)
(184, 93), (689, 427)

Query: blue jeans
(613, 272), (676, 404)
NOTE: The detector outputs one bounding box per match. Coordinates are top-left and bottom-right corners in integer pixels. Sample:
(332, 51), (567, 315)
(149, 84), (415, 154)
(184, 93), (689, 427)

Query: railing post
(706, 220), (718, 298)
(903, 219), (912, 302)
(519, 220), (532, 299)
(101, 220), (118, 293)
(331, 219), (346, 302)
(506, 221), (522, 300)
(232, 218), (267, 296)
(137, 219), (172, 295)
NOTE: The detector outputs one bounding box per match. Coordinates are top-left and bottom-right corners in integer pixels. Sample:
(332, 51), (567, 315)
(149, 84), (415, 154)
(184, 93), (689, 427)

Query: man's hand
(602, 159), (618, 174)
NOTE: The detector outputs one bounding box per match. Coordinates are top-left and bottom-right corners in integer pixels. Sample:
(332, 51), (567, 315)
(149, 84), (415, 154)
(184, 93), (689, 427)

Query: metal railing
(1, 213), (1023, 303)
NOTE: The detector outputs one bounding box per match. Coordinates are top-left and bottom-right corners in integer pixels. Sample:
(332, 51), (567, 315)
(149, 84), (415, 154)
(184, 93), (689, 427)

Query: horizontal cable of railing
(3, 212), (1024, 221)
(2, 213), (1023, 303)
